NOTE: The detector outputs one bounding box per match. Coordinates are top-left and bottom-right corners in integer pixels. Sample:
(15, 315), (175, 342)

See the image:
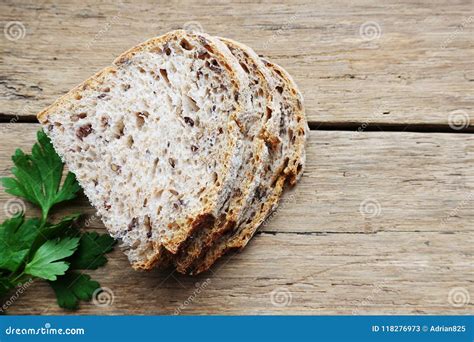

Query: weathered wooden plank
(5, 231), (473, 315)
(1, 125), (473, 233)
(0, 123), (472, 314)
(1, 0), (473, 127)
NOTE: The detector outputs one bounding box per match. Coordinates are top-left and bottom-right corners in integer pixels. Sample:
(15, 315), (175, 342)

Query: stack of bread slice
(37, 30), (308, 274)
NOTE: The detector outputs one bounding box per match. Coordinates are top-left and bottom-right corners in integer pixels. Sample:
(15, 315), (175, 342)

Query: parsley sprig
(0, 131), (116, 310)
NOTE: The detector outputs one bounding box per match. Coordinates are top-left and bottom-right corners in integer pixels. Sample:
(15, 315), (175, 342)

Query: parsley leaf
(29, 214), (81, 256)
(0, 276), (14, 298)
(47, 232), (116, 309)
(42, 214), (81, 238)
(49, 272), (100, 310)
(0, 130), (81, 220)
(0, 214), (41, 273)
(24, 237), (79, 281)
(0, 131), (115, 311)
(69, 232), (116, 270)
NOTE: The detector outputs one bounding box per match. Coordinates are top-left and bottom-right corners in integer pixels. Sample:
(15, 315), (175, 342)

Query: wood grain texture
(1, 125), (472, 315)
(1, 0), (473, 127)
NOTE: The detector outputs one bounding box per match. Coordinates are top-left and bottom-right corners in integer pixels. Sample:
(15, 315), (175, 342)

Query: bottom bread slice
(189, 60), (308, 274)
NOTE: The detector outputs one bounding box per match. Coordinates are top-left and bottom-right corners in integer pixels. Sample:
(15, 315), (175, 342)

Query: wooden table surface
(1, 0), (473, 315)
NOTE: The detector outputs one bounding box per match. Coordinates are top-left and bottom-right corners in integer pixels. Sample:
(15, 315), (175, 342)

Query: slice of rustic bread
(179, 55), (286, 274)
(37, 30), (251, 270)
(172, 38), (277, 273)
(190, 59), (308, 274)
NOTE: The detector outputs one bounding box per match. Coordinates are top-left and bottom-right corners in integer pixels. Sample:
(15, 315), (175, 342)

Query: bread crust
(190, 60), (308, 275)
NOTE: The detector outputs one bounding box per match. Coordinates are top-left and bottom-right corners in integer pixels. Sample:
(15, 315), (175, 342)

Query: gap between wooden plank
(1, 114), (473, 134)
(257, 230), (468, 236)
(309, 121), (474, 134)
